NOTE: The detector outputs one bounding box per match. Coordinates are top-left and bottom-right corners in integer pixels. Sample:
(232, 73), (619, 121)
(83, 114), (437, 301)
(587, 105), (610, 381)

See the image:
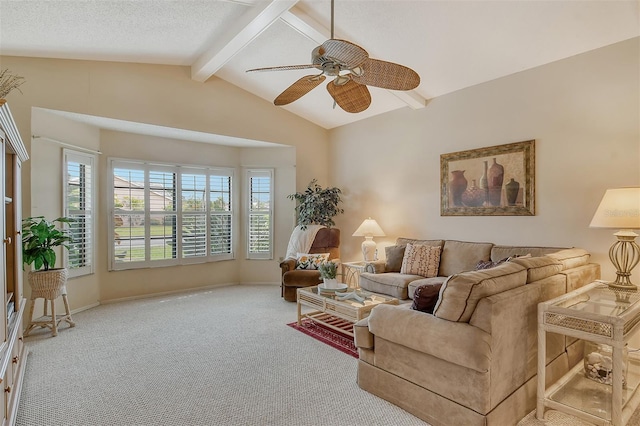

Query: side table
(537, 281), (640, 425)
(341, 261), (366, 288)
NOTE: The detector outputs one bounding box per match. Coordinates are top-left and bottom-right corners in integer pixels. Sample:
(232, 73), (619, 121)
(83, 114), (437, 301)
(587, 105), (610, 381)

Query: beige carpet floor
(15, 284), (640, 426)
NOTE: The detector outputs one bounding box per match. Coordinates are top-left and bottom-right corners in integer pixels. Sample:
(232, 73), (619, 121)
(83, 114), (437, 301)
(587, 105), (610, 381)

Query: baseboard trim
(240, 282), (279, 286)
(71, 282), (280, 310)
(71, 302), (100, 315)
(100, 282), (241, 305)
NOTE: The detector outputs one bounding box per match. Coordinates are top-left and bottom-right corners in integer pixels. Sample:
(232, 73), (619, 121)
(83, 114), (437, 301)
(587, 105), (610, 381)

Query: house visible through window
(110, 159), (234, 270)
(64, 149), (95, 277)
(247, 169), (273, 260)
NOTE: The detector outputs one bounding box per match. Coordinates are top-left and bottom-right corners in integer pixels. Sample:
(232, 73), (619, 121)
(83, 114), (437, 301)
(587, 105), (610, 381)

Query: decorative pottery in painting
(449, 170), (468, 207)
(505, 178), (520, 206)
(487, 158), (504, 206)
(462, 179), (485, 207)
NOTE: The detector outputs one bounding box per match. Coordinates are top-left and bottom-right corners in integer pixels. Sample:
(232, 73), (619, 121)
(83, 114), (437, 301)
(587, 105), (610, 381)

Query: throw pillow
(475, 258), (507, 270)
(475, 254), (532, 270)
(411, 282), (443, 314)
(400, 244), (441, 278)
(296, 253), (329, 270)
(385, 245), (406, 272)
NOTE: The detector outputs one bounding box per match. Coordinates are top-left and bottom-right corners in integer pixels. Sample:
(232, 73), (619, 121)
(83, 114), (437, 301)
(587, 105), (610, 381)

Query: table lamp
(352, 218), (385, 262)
(589, 187), (640, 290)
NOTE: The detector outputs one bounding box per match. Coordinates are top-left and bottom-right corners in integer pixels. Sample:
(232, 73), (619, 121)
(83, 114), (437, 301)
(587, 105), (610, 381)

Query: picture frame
(440, 140), (535, 216)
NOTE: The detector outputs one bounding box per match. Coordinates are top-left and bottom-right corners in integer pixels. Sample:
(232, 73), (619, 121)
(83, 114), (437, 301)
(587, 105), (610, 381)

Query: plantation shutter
(209, 174), (233, 256)
(247, 169), (273, 259)
(64, 150), (95, 277)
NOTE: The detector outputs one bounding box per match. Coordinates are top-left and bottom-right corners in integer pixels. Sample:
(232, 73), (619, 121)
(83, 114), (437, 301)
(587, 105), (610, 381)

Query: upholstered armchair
(280, 228), (341, 302)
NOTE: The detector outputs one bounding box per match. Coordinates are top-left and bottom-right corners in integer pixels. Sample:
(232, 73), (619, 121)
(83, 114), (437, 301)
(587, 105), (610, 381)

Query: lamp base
(606, 281), (638, 292)
(607, 230), (640, 291)
(361, 238), (377, 262)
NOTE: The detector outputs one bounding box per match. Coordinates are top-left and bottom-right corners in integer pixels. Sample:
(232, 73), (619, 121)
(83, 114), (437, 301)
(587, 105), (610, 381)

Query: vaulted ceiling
(1, 0), (638, 130)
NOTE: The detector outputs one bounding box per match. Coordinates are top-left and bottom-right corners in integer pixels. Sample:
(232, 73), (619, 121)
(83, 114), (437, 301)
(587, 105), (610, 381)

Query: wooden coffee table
(296, 286), (398, 337)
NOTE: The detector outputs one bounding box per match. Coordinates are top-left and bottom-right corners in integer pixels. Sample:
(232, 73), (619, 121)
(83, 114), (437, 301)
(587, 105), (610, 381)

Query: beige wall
(4, 37), (639, 306)
(31, 108), (101, 312)
(1, 56), (328, 307)
(330, 37), (640, 282)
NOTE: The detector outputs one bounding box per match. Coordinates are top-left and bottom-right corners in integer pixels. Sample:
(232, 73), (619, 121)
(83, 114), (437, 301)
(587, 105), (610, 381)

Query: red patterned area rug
(287, 318), (358, 358)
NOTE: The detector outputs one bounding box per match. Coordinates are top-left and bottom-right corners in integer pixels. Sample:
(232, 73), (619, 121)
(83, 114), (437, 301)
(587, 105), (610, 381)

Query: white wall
(330, 38), (640, 282)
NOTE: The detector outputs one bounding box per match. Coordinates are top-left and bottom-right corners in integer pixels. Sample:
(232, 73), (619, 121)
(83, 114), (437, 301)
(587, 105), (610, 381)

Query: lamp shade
(589, 187), (640, 230)
(352, 218), (385, 237)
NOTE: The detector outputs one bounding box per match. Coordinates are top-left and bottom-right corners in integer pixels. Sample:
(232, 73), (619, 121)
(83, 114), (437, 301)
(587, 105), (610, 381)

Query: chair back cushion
(310, 228), (340, 260)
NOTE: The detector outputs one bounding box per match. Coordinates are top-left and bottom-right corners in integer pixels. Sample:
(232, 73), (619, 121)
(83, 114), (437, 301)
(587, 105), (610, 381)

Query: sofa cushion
(296, 252), (329, 270)
(510, 256), (563, 283)
(438, 240), (494, 277)
(359, 272), (422, 300)
(396, 238), (444, 248)
(546, 248), (591, 270)
(433, 262), (527, 322)
(385, 244), (406, 272)
(400, 243), (441, 277)
(490, 245), (564, 262)
(411, 282), (444, 314)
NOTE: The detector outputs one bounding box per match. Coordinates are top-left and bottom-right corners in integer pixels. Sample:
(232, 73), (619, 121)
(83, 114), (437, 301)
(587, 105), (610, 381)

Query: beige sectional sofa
(354, 238), (600, 426)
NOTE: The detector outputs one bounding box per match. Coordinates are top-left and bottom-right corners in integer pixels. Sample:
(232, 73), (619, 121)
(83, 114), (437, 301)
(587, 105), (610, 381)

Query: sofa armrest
(562, 263), (600, 293)
(367, 304), (491, 373)
(364, 260), (386, 273)
(354, 317), (374, 349)
(280, 258), (296, 274)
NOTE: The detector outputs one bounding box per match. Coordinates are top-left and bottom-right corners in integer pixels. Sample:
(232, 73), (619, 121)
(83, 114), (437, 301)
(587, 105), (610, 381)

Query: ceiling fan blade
(326, 78), (371, 113)
(247, 64), (319, 73)
(351, 58), (420, 90)
(274, 75), (326, 106)
(320, 39), (369, 69)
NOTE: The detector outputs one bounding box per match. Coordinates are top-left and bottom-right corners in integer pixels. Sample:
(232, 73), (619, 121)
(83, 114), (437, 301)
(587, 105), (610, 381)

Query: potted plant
(22, 216), (74, 299)
(288, 179), (344, 229)
(318, 261), (339, 288)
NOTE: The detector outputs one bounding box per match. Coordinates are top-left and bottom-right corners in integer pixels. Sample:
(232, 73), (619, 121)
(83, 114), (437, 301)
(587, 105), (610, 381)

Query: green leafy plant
(288, 179), (344, 229)
(22, 216), (74, 271)
(318, 261), (338, 280)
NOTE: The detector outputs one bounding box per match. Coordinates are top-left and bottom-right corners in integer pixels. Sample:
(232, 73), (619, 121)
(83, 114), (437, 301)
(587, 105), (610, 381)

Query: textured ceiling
(1, 0), (638, 133)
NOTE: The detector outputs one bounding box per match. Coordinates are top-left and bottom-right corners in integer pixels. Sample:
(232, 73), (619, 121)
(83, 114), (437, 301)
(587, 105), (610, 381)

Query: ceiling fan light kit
(247, 1), (420, 113)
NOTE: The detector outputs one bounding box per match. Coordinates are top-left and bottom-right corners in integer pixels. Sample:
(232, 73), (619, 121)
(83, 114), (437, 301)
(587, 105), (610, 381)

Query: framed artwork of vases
(440, 140), (535, 216)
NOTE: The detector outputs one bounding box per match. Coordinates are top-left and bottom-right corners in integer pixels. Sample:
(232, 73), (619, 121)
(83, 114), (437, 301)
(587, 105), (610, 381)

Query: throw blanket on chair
(285, 225), (325, 260)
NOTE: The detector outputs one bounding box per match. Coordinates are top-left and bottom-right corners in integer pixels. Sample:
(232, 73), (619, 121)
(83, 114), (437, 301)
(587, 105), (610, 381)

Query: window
(246, 169), (273, 259)
(110, 159), (234, 270)
(63, 150), (96, 277)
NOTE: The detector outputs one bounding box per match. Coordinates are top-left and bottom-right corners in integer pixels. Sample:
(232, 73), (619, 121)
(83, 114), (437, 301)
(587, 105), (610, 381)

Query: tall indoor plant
(22, 216), (74, 298)
(288, 179), (344, 229)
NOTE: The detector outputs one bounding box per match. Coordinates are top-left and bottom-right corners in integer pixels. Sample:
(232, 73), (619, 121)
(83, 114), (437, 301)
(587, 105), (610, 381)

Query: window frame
(63, 149), (96, 278)
(246, 169), (274, 260)
(109, 158), (235, 271)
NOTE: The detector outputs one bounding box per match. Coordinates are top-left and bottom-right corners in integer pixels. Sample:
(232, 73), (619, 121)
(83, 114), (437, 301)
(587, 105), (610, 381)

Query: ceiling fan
(246, 0), (420, 113)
